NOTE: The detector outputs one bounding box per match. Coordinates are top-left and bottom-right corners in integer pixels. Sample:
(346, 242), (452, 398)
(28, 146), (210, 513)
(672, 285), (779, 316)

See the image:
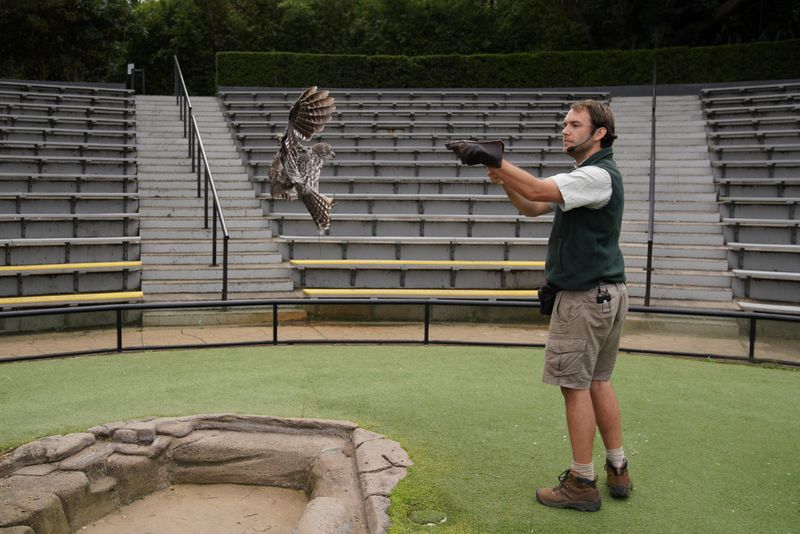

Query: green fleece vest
(545, 147), (626, 290)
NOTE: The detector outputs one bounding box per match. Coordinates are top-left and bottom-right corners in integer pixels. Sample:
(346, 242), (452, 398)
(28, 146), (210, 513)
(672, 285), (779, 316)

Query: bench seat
(0, 80), (133, 98)
(0, 260), (141, 275)
(0, 140), (136, 156)
(302, 287), (539, 299)
(737, 299), (800, 315)
(0, 290), (143, 308)
(0, 126), (136, 143)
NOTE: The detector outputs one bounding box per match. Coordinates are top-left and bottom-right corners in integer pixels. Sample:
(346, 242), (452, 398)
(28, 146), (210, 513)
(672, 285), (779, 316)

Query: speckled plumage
(269, 86), (336, 232)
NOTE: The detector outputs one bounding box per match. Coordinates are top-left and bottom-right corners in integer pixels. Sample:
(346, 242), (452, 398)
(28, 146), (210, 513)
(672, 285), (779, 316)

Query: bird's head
(312, 142), (336, 161)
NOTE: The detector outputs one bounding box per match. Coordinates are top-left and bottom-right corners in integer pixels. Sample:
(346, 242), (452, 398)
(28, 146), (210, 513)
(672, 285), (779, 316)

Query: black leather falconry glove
(445, 140), (505, 168)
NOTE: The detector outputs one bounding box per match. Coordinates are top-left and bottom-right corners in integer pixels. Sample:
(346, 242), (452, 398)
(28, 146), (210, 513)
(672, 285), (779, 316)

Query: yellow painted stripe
(0, 291), (143, 306)
(0, 261), (142, 273)
(291, 260), (544, 267)
(303, 288), (538, 298)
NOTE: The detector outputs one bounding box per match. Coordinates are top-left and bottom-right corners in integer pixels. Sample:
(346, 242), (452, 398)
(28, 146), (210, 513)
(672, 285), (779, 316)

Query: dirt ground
(82, 483), (308, 534)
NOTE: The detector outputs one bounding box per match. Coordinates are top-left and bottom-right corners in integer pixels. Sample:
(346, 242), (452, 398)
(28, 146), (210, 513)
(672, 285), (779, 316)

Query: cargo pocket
(544, 338), (588, 378)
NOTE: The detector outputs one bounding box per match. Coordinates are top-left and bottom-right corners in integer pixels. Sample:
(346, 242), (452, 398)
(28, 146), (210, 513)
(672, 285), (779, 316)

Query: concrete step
(141, 251), (283, 265)
(140, 207), (264, 218)
(620, 231), (723, 246)
(141, 289), (300, 303)
(625, 255), (729, 271)
(133, 148), (238, 158)
(139, 158), (245, 168)
(139, 217), (268, 229)
(137, 139), (235, 147)
(143, 228), (272, 239)
(621, 242), (727, 260)
(624, 268), (731, 287)
(142, 278), (294, 293)
(626, 282), (733, 301)
(621, 221), (721, 234)
(139, 182), (255, 191)
(137, 171), (251, 181)
(141, 239), (280, 254)
(142, 264), (291, 280)
(139, 198), (262, 209)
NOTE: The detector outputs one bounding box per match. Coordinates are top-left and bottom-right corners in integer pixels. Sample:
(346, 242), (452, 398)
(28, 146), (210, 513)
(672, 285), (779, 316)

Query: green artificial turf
(0, 346), (797, 533)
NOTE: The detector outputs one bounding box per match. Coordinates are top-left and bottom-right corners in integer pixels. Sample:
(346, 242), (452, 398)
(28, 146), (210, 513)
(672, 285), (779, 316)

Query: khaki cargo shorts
(542, 281), (628, 390)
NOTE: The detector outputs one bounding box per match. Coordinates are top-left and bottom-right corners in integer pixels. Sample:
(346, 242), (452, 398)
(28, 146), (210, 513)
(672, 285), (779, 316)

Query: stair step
(141, 252), (283, 265)
(140, 208), (264, 217)
(625, 255), (729, 271)
(141, 240), (280, 254)
(139, 198), (262, 208)
(143, 279), (294, 293)
(141, 290), (301, 302)
(626, 282), (733, 301)
(624, 268), (731, 287)
(139, 217), (269, 229)
(142, 228), (272, 239)
(142, 264), (291, 280)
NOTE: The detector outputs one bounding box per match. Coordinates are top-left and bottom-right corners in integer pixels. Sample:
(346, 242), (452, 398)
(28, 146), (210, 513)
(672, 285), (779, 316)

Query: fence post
(748, 317), (757, 361)
(116, 309), (123, 353)
(272, 304), (279, 345)
(423, 303), (431, 345)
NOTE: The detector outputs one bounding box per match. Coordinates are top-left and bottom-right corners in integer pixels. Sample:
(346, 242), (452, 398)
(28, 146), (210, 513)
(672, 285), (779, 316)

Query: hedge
(216, 39), (799, 89)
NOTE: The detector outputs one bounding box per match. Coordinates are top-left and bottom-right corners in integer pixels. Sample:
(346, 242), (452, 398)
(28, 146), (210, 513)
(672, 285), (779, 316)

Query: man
(446, 100), (631, 512)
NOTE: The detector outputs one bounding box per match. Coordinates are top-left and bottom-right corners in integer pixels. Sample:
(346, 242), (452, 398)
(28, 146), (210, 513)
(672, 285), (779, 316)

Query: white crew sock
(606, 447), (626, 468)
(570, 460), (595, 480)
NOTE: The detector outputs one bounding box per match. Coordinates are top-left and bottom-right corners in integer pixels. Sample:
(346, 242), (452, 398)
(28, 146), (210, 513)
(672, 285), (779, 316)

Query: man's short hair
(570, 100), (617, 148)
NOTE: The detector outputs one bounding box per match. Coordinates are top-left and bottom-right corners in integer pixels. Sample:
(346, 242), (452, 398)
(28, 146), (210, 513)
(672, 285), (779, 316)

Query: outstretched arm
(488, 161), (562, 217)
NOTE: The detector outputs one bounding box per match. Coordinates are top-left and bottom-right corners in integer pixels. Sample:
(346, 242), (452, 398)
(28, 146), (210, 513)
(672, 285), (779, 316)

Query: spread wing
(288, 86), (336, 141)
(275, 86), (336, 183)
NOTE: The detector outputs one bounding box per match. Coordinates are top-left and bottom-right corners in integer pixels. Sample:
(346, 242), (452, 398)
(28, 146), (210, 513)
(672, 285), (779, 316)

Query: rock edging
(0, 414), (412, 534)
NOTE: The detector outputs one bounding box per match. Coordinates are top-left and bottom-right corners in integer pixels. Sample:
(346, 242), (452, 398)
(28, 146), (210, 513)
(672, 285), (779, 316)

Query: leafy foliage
(217, 40), (800, 89)
(0, 0), (136, 82)
(1, 0), (799, 93)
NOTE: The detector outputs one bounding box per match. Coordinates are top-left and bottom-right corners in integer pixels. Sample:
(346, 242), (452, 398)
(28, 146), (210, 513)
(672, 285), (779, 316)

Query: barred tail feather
(300, 189), (333, 233)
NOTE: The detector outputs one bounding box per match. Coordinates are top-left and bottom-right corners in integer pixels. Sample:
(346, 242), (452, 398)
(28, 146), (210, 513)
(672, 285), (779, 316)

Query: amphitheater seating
(704, 82), (800, 313)
(219, 88), (610, 298)
(0, 81), (140, 308)
(222, 87), (750, 303)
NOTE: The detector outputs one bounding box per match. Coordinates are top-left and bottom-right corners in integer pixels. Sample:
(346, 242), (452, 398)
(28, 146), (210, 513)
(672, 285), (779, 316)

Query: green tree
(0, 0), (136, 82)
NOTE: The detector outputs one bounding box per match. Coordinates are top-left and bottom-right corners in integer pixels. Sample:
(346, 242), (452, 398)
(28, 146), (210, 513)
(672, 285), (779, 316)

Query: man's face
(561, 108), (595, 156)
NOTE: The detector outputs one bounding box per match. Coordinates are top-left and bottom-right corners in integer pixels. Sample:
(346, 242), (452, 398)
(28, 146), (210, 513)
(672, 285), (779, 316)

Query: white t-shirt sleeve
(548, 165), (612, 212)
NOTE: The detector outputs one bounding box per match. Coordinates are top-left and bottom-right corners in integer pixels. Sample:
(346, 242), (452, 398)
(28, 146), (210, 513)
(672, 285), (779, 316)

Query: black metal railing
(1, 298), (798, 366)
(173, 56), (230, 299)
(644, 61), (657, 306)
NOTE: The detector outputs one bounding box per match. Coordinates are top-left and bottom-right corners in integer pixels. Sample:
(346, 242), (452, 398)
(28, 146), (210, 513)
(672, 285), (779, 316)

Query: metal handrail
(0, 298), (797, 366)
(173, 56), (230, 299)
(644, 60), (657, 306)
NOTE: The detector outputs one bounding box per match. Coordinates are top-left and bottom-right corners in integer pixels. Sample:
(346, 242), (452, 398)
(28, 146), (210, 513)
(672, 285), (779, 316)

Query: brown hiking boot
(536, 470), (601, 512)
(605, 459), (632, 498)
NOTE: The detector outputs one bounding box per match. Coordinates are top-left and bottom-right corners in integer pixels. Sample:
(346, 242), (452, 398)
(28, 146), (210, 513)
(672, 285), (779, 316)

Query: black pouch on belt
(538, 281), (561, 316)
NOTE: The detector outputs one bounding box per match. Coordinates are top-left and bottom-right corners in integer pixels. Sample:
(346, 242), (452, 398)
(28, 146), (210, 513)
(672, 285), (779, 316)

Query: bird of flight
(269, 86), (336, 232)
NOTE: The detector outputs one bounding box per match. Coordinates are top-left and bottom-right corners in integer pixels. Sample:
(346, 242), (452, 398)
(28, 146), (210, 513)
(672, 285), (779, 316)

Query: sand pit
(83, 483), (307, 533)
(0, 414), (412, 533)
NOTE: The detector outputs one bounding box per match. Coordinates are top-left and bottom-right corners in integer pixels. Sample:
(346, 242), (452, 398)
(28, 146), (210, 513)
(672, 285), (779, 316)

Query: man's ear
(594, 126), (607, 142)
